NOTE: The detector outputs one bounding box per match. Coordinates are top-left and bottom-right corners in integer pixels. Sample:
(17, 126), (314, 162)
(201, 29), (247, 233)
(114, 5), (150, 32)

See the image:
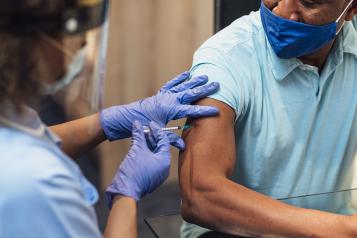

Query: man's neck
(298, 40), (336, 71)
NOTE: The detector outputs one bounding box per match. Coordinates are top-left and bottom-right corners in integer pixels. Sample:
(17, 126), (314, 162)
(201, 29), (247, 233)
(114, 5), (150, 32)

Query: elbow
(181, 197), (200, 224)
(180, 178), (220, 225)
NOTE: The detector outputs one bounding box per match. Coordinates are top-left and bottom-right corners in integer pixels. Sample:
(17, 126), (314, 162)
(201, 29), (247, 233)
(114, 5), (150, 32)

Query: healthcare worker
(0, 0), (220, 237)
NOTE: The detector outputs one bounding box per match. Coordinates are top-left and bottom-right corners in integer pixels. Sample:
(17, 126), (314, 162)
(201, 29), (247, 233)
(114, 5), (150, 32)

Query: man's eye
(300, 0), (317, 8)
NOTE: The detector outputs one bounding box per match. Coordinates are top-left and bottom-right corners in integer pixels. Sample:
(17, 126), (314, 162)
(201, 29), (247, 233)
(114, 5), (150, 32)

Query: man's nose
(273, 0), (301, 22)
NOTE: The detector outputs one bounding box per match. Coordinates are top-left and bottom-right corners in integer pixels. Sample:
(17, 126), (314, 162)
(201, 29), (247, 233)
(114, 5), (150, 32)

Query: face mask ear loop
(336, 0), (355, 35)
(40, 33), (76, 58)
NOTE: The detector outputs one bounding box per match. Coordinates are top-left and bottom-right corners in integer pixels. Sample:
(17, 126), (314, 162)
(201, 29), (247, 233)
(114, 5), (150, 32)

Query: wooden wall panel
(100, 0), (214, 188)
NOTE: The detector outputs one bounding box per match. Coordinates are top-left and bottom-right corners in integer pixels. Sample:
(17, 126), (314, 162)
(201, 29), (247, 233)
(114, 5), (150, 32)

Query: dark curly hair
(0, 33), (41, 108)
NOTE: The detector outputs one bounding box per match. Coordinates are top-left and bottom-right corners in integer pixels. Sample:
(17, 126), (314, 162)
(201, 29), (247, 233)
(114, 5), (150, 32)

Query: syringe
(143, 125), (191, 134)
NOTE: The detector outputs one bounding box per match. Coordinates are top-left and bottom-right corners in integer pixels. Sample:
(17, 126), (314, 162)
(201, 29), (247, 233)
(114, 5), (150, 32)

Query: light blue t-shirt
(0, 105), (101, 238)
(182, 11), (357, 238)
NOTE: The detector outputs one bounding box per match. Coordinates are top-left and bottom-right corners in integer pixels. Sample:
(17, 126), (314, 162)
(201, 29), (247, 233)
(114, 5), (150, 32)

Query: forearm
(182, 177), (350, 238)
(180, 99), (354, 237)
(104, 196), (138, 238)
(50, 113), (107, 159)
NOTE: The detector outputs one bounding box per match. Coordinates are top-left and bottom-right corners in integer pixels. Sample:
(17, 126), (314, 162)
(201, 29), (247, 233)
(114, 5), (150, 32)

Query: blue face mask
(260, 0), (354, 59)
(42, 47), (86, 95)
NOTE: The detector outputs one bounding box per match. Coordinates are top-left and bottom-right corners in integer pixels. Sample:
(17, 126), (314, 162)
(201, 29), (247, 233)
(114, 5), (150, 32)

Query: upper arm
(190, 48), (251, 120)
(179, 98), (236, 202)
(180, 46), (251, 204)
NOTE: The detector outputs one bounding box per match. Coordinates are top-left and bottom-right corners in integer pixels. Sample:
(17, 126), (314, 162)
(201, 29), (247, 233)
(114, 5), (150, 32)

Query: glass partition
(145, 189), (357, 238)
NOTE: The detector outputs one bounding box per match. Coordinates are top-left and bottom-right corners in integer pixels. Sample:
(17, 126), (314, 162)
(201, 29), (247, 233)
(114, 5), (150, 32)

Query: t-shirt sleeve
(0, 151), (102, 238)
(190, 47), (251, 121)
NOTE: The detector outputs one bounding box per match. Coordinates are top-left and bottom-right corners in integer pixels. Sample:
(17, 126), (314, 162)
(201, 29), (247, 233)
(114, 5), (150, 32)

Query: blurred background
(99, 0), (214, 237)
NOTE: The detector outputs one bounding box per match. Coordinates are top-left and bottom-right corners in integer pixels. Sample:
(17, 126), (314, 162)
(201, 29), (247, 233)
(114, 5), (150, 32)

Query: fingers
(144, 125), (157, 151)
(149, 122), (171, 155)
(175, 105), (219, 119)
(156, 131), (171, 156)
(132, 121), (146, 145)
(146, 122), (160, 150)
(160, 71), (190, 92)
(166, 132), (185, 150)
(179, 82), (220, 104)
(169, 75), (208, 93)
(146, 122), (185, 151)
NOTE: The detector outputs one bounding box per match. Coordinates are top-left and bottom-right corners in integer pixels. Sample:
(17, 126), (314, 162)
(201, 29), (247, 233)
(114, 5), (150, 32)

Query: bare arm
(50, 113), (107, 159)
(179, 98), (354, 238)
(104, 196), (138, 238)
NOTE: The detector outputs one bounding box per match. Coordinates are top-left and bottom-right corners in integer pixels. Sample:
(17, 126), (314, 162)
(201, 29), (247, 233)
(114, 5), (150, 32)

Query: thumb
(166, 132), (185, 151)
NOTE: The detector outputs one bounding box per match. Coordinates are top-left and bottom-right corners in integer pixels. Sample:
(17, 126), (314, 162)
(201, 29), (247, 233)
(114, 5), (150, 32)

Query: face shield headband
(0, 0), (109, 36)
(6, 0), (111, 118)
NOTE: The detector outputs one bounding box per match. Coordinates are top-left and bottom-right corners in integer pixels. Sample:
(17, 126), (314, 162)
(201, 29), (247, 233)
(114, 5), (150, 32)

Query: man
(179, 0), (357, 237)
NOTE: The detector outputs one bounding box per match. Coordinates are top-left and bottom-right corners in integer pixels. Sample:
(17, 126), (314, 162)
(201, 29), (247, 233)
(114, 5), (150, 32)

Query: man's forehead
(287, 0), (347, 4)
(291, 0), (350, 8)
(336, 0), (353, 4)
(303, 0), (343, 4)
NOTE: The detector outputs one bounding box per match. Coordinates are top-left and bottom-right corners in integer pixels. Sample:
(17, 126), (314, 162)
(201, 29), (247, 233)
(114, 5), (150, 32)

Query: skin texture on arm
(179, 98), (354, 238)
(50, 113), (107, 159)
(104, 196), (138, 238)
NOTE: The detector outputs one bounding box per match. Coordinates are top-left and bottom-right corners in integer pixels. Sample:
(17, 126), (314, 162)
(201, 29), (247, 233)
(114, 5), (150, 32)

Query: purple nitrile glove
(100, 71), (220, 150)
(105, 121), (171, 207)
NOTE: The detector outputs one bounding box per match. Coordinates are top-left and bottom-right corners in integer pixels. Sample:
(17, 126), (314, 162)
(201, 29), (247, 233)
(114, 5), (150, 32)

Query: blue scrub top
(0, 104), (101, 238)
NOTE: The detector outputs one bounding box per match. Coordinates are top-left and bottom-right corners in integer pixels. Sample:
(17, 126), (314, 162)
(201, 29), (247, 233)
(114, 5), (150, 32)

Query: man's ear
(346, 0), (357, 21)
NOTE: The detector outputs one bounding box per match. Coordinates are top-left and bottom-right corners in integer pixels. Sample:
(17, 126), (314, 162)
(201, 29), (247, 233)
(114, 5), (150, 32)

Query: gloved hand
(100, 71), (220, 149)
(105, 121), (171, 207)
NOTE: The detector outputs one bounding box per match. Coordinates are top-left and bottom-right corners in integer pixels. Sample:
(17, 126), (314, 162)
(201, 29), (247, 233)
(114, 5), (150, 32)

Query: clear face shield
(37, 0), (109, 118)
(41, 23), (109, 118)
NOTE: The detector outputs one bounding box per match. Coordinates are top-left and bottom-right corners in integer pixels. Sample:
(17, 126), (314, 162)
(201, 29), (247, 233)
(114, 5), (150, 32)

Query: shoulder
(189, 12), (265, 119)
(0, 143), (75, 219)
(0, 131), (100, 237)
(195, 11), (264, 61)
(1, 132), (73, 179)
(192, 10), (266, 85)
(0, 147), (76, 203)
(0, 129), (78, 201)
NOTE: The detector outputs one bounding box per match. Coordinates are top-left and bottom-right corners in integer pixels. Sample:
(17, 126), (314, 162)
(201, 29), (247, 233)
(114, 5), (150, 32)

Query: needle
(143, 125), (191, 134)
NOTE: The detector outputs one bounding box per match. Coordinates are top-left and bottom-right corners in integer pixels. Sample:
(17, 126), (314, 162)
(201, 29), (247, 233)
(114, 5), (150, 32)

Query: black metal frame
(0, 0), (108, 35)
(214, 0), (260, 32)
